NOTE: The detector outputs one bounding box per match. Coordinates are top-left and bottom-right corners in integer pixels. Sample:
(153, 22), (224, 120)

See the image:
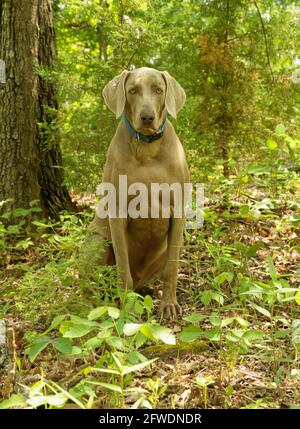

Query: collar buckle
(147, 130), (163, 143)
(123, 112), (167, 144)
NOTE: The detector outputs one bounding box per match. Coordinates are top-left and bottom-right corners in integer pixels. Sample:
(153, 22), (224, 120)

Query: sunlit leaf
(266, 139), (278, 150)
(249, 302), (271, 318)
(88, 307), (107, 320)
(123, 323), (141, 336)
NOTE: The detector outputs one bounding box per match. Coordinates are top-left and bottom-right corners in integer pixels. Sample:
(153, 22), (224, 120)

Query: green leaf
(106, 336), (126, 351)
(123, 323), (141, 336)
(144, 295), (153, 312)
(12, 208), (30, 217)
(60, 316), (98, 338)
(201, 290), (213, 306)
(26, 336), (50, 362)
(27, 394), (67, 408)
(111, 353), (123, 371)
(91, 367), (120, 375)
(31, 220), (57, 228)
(204, 328), (221, 341)
(127, 350), (147, 364)
(134, 301), (144, 315)
(183, 312), (206, 323)
(107, 307), (120, 319)
(44, 394), (67, 407)
(49, 381), (86, 409)
(88, 306), (107, 320)
(61, 323), (95, 338)
(15, 238), (34, 250)
(295, 291), (300, 305)
(179, 326), (202, 342)
(226, 331), (241, 343)
(211, 292), (224, 305)
(7, 225), (20, 234)
(135, 331), (147, 348)
(140, 324), (156, 341)
(249, 302), (271, 318)
(71, 316), (99, 326)
(0, 393), (26, 409)
(243, 330), (263, 342)
(234, 316), (250, 328)
(268, 255), (277, 280)
(275, 124), (286, 135)
(226, 385), (234, 395)
(52, 337), (73, 355)
(266, 139), (278, 150)
(97, 328), (113, 339)
(84, 336), (104, 349)
(209, 313), (222, 326)
(70, 346), (82, 355)
(147, 325), (176, 345)
(26, 396), (47, 408)
(215, 271), (234, 285)
(291, 369), (300, 378)
(43, 315), (67, 335)
(50, 315), (67, 329)
(274, 329), (289, 339)
(239, 205), (250, 217)
(122, 358), (157, 375)
(87, 381), (122, 394)
(247, 243), (263, 257)
(221, 317), (235, 327)
(195, 375), (215, 387)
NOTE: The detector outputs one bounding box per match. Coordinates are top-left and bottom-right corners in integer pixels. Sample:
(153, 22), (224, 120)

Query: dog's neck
(130, 133), (165, 163)
(120, 120), (167, 163)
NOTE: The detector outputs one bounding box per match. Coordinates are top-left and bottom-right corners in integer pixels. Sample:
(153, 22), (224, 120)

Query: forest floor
(0, 182), (300, 409)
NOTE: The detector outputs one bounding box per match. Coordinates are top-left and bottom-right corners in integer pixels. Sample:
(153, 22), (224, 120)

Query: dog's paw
(159, 298), (182, 319)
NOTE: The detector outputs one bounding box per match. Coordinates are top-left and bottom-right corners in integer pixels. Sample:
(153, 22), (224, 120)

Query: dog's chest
(126, 159), (180, 188)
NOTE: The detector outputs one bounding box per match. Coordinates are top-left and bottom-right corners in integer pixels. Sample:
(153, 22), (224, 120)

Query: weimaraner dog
(81, 67), (189, 318)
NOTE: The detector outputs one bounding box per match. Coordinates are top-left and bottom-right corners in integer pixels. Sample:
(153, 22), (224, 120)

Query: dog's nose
(140, 112), (154, 126)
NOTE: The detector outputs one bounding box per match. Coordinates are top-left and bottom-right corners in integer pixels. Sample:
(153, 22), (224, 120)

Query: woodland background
(0, 0), (300, 409)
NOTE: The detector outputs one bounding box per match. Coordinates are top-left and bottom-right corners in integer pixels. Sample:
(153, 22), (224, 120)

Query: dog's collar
(122, 111), (167, 143)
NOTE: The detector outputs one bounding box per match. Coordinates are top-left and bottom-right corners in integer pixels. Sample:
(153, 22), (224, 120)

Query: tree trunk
(0, 0), (74, 218)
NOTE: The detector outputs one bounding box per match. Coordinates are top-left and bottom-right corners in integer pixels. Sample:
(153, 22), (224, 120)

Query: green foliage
(1, 191), (300, 408)
(49, 0), (300, 199)
(25, 293), (175, 363)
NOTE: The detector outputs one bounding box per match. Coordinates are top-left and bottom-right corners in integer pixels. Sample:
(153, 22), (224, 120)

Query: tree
(195, 0), (300, 177)
(0, 0), (74, 218)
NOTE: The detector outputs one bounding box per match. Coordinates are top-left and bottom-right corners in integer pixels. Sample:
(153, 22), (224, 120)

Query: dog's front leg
(160, 217), (185, 318)
(109, 217), (133, 289)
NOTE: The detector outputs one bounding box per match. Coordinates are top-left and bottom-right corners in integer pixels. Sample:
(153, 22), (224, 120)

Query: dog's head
(102, 67), (186, 135)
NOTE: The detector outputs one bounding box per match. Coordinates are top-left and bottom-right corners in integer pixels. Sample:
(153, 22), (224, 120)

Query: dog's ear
(162, 71), (186, 119)
(102, 70), (129, 118)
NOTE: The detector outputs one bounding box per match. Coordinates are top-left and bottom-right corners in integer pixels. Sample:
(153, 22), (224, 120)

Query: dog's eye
(129, 88), (136, 94)
(156, 88), (163, 94)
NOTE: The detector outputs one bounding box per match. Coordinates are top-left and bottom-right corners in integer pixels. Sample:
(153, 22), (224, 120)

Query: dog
(81, 67), (189, 318)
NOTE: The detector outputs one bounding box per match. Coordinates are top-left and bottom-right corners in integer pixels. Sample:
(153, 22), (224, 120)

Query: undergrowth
(0, 165), (300, 409)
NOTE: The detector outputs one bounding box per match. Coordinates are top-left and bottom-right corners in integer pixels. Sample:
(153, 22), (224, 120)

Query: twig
(253, 0), (275, 84)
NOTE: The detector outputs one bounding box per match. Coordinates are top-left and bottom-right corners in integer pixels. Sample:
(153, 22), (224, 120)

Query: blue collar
(122, 111), (167, 143)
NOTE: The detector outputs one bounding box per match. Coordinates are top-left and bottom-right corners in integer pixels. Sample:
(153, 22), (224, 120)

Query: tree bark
(0, 0), (74, 218)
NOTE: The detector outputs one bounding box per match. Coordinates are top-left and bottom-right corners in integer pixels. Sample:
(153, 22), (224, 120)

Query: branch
(253, 0), (275, 84)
